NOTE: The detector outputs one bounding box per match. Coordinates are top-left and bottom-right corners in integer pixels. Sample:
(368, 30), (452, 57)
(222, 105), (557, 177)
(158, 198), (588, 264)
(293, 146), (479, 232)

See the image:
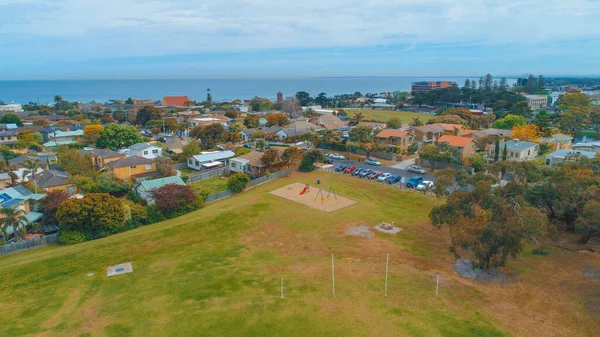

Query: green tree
(235, 147), (252, 157)
(136, 106), (162, 127)
(419, 144), (451, 171)
(21, 159), (43, 193)
(386, 117), (402, 129)
(96, 124), (144, 150)
(411, 117), (423, 127)
(558, 107), (589, 136)
(56, 193), (125, 239)
(95, 172), (131, 194)
(281, 147), (304, 169)
(558, 92), (591, 110)
(228, 173), (250, 192)
(244, 115), (260, 128)
(1, 206), (29, 242)
(298, 149), (327, 172)
(0, 113), (23, 126)
(508, 101), (532, 118)
(266, 113), (289, 127)
(576, 200), (600, 244)
(348, 112), (364, 126)
(492, 114), (527, 129)
(534, 110), (552, 137)
(180, 141), (201, 163)
(470, 154), (485, 172)
(295, 91), (311, 106)
(190, 124), (228, 149)
(494, 139), (500, 162)
(347, 126), (385, 158)
(228, 122), (246, 133)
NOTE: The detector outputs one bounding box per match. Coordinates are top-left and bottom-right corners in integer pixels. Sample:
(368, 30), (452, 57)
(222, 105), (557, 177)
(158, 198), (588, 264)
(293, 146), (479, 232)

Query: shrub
(148, 184), (199, 214)
(532, 245), (550, 256)
(228, 173), (250, 193)
(407, 143), (419, 154)
(56, 193), (126, 239)
(58, 230), (86, 245)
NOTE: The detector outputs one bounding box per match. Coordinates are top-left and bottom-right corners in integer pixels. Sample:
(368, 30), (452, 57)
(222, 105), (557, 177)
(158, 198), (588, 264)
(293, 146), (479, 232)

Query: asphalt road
(328, 157), (436, 182)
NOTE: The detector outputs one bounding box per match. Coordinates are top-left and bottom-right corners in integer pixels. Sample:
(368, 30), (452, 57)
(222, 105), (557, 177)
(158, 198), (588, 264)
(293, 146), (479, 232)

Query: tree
(511, 124), (541, 142)
(228, 122), (246, 133)
(40, 190), (70, 226)
(21, 159), (42, 193)
(348, 112), (364, 126)
(387, 117), (402, 129)
(576, 200), (600, 244)
(534, 111), (552, 137)
(184, 100), (195, 109)
(537, 75), (545, 92)
(266, 113), (289, 127)
(559, 92), (591, 110)
(315, 93), (328, 107)
(492, 114), (527, 129)
(68, 175), (96, 193)
(261, 149), (280, 170)
(298, 149), (327, 172)
(281, 147), (304, 169)
(430, 181), (547, 270)
(508, 101), (532, 118)
(411, 117), (423, 127)
(420, 144), (451, 171)
(149, 184), (200, 214)
(250, 100), (262, 112)
(95, 172), (131, 194)
(295, 91), (311, 106)
(303, 108), (318, 118)
(224, 110), (238, 119)
(558, 107), (589, 136)
(470, 154), (485, 171)
(207, 88), (212, 103)
(494, 139), (500, 162)
(136, 106), (162, 127)
(32, 118), (49, 128)
(96, 124), (144, 150)
(190, 124), (228, 149)
(56, 193), (125, 239)
(180, 141), (201, 163)
(1, 206), (29, 242)
(228, 173), (250, 193)
(84, 124), (104, 144)
(282, 99), (302, 118)
(0, 113), (22, 126)
(235, 147), (252, 157)
(155, 157), (176, 177)
(244, 115), (260, 128)
(502, 143), (508, 161)
(228, 132), (242, 143)
(347, 126), (385, 158)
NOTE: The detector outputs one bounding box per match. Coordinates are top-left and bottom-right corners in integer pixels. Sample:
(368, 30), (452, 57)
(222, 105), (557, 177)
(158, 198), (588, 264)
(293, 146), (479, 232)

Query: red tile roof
(376, 129), (409, 138)
(163, 96), (190, 107)
(437, 135), (475, 148)
(438, 123), (466, 131)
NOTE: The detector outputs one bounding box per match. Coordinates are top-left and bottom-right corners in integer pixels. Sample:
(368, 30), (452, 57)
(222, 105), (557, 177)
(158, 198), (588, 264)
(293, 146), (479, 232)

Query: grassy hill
(1, 172), (599, 336)
(345, 109), (433, 123)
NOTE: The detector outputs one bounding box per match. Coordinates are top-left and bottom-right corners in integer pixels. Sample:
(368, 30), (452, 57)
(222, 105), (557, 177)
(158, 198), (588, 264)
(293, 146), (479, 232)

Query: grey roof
(35, 170), (71, 188)
(80, 148), (124, 159)
(12, 185), (33, 197)
(472, 128), (512, 138)
(500, 140), (538, 151)
(0, 130), (17, 137)
(547, 149), (596, 159)
(539, 134), (572, 143)
(279, 127), (314, 136)
(128, 143), (157, 151)
(107, 156), (153, 168)
(573, 141), (600, 149)
(8, 155), (42, 168)
(191, 150), (235, 163)
(241, 126), (282, 136)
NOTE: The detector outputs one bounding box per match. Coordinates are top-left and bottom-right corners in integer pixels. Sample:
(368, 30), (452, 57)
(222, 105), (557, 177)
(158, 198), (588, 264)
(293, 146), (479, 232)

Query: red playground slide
(299, 186), (308, 195)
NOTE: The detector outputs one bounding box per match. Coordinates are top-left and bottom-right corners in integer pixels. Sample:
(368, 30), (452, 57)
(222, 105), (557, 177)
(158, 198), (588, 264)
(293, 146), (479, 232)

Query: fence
(0, 234), (58, 256)
(204, 169), (290, 204)
(174, 162), (186, 170)
(186, 167), (230, 184)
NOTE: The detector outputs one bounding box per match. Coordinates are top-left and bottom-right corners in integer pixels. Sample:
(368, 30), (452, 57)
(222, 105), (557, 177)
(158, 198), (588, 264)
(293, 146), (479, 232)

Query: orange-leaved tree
(84, 124), (104, 143)
(511, 124), (541, 142)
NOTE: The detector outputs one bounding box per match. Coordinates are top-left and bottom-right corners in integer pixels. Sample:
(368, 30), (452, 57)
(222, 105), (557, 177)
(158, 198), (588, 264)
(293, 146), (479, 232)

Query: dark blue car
(406, 176), (424, 188)
(385, 175), (402, 184)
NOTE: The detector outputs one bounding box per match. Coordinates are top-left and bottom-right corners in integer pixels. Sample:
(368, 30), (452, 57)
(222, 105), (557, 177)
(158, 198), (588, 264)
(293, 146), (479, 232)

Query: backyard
(345, 109), (433, 123)
(188, 176), (229, 195)
(0, 172), (599, 336)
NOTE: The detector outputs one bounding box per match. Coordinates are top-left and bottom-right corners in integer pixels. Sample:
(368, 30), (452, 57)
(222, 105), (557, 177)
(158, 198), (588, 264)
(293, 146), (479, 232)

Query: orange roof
(438, 123), (466, 131)
(437, 135), (475, 148)
(462, 129), (476, 136)
(163, 96), (190, 107)
(376, 129), (409, 138)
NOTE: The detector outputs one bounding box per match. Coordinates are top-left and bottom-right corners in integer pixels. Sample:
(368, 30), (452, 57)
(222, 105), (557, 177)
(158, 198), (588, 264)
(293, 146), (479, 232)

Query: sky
(1, 0), (600, 80)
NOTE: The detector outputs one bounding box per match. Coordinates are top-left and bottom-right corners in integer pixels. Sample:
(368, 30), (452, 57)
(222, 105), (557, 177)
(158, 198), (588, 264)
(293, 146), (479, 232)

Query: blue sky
(1, 0), (600, 80)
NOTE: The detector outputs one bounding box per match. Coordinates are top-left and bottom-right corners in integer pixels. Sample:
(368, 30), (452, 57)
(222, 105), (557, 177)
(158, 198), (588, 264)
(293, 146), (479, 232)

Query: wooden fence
(205, 169), (290, 204)
(186, 167), (230, 184)
(0, 234), (58, 256)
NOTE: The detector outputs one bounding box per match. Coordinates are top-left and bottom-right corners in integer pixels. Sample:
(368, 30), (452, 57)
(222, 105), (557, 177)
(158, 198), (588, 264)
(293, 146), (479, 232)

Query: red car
(367, 171), (382, 179)
(343, 166), (357, 174)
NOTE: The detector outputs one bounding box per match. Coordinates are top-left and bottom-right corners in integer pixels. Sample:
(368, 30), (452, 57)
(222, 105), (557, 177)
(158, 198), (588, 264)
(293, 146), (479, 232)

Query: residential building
(0, 123), (18, 132)
(240, 126), (281, 142)
(135, 176), (186, 203)
(411, 81), (456, 94)
(523, 94), (548, 110)
(34, 170), (76, 195)
(125, 143), (163, 159)
(0, 130), (18, 146)
(106, 156), (157, 181)
(414, 124), (445, 143)
(187, 150), (235, 170)
(376, 129), (415, 150)
(162, 96), (190, 107)
(0, 186), (45, 240)
(0, 104), (24, 113)
(472, 128), (512, 140)
(43, 130), (84, 148)
(572, 141), (600, 153)
(358, 121), (387, 130)
(190, 117), (228, 128)
(538, 134), (572, 151)
(545, 149), (597, 166)
(275, 127), (314, 141)
(7, 155), (46, 182)
(488, 140), (539, 162)
(129, 98), (154, 105)
(229, 150), (265, 176)
(438, 123), (468, 136)
(0, 173), (11, 189)
(436, 135), (478, 162)
(39, 127), (62, 142)
(79, 148), (126, 168)
(314, 114), (346, 130)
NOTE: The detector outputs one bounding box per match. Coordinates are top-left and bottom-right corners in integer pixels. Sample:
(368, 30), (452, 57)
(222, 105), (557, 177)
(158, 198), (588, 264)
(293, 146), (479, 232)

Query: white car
(416, 181), (434, 191)
(377, 173), (392, 182)
(365, 158), (382, 166)
(329, 153), (345, 160)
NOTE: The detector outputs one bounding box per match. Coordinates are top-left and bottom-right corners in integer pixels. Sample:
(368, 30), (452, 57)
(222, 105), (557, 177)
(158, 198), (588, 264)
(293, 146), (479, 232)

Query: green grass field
(189, 176), (229, 195)
(345, 109), (433, 123)
(0, 172), (598, 336)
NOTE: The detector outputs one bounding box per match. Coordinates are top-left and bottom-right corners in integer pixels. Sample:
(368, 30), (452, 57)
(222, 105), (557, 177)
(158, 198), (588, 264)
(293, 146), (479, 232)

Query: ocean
(0, 77), (518, 105)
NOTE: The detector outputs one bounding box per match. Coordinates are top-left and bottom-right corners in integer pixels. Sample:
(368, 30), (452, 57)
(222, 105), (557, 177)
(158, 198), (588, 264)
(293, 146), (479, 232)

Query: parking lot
(327, 157), (436, 183)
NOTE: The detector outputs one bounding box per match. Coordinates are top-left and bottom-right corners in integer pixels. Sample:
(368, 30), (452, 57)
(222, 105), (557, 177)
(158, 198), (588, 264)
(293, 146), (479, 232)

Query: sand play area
(269, 182), (357, 212)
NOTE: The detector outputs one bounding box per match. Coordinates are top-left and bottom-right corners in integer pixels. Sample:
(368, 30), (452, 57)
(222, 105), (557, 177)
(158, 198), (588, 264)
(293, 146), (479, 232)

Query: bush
(58, 230), (86, 245)
(532, 245), (550, 256)
(298, 156), (315, 172)
(407, 143), (419, 154)
(334, 144), (346, 151)
(228, 173), (250, 193)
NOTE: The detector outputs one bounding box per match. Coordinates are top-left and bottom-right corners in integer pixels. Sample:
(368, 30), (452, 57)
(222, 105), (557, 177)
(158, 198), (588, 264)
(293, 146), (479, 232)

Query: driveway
(328, 157), (436, 182)
(390, 157), (416, 170)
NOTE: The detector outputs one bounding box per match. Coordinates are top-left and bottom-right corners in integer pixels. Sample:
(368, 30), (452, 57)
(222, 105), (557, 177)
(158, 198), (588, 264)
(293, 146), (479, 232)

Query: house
(358, 121), (387, 130)
(545, 149), (597, 166)
(436, 135), (478, 162)
(39, 127), (62, 142)
(0, 173), (11, 189)
(538, 134), (572, 151)
(79, 148), (126, 168)
(34, 170), (76, 195)
(572, 141), (600, 153)
(135, 176), (186, 203)
(472, 128), (512, 140)
(42, 130), (84, 148)
(438, 123), (468, 136)
(0, 130), (18, 146)
(229, 150), (265, 176)
(163, 138), (187, 154)
(7, 155), (46, 182)
(124, 143), (163, 159)
(414, 124), (445, 144)
(276, 127), (314, 141)
(106, 156), (157, 181)
(489, 140), (539, 162)
(370, 103), (396, 110)
(240, 126), (282, 142)
(190, 117), (228, 128)
(315, 114), (346, 130)
(162, 96), (190, 107)
(0, 123), (18, 132)
(0, 186), (45, 240)
(187, 150), (235, 170)
(376, 129), (415, 150)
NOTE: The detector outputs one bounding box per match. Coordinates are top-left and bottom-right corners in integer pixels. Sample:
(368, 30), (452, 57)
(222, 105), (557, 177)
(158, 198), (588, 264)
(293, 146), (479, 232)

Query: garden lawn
(346, 109), (433, 123)
(189, 176), (229, 195)
(0, 172), (599, 336)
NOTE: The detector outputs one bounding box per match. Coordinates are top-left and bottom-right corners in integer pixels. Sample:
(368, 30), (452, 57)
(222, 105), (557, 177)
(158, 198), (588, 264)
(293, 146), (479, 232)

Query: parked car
(359, 169), (374, 178)
(329, 153), (345, 160)
(352, 168), (365, 176)
(407, 165), (426, 174)
(368, 171), (383, 179)
(365, 158), (381, 166)
(324, 159), (333, 164)
(243, 144), (252, 149)
(344, 166), (357, 174)
(416, 181), (434, 191)
(385, 175), (402, 184)
(335, 164), (348, 172)
(322, 151), (329, 157)
(377, 173), (392, 182)
(406, 176), (424, 188)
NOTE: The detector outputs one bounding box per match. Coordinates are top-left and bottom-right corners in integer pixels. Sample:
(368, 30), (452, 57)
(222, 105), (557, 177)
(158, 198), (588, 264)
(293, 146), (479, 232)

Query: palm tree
(349, 112), (364, 126)
(1, 206), (30, 242)
(54, 95), (62, 104)
(22, 159), (43, 193)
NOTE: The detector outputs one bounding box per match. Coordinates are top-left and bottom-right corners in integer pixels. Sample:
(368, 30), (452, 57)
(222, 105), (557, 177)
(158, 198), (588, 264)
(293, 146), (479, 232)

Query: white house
(187, 150), (235, 171)
(545, 149), (597, 166)
(123, 143), (163, 159)
(135, 176), (185, 204)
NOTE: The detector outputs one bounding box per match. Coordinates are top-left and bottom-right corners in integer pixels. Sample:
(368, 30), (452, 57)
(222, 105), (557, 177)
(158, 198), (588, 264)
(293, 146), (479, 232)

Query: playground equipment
(299, 185), (309, 195)
(380, 222), (395, 230)
(314, 186), (338, 203)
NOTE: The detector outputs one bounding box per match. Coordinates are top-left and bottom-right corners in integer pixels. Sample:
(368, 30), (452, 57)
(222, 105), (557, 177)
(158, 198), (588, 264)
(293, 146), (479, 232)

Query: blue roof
(191, 150), (235, 163)
(2, 198), (24, 207)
